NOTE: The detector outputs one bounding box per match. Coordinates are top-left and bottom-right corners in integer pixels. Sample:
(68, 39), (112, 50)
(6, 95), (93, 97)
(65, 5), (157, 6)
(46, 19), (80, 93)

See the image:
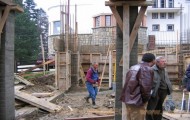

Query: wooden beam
(122, 4), (130, 120)
(19, 59), (55, 75)
(130, 6), (147, 51)
(15, 90), (62, 113)
(0, 5), (11, 34)
(65, 115), (114, 120)
(105, 1), (153, 6)
(109, 6), (123, 32)
(14, 75), (34, 86)
(119, 6), (147, 66)
(11, 5), (24, 13)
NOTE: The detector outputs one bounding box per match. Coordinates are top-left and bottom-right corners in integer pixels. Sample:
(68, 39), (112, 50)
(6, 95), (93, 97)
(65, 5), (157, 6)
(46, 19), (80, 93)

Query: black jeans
(146, 89), (168, 120)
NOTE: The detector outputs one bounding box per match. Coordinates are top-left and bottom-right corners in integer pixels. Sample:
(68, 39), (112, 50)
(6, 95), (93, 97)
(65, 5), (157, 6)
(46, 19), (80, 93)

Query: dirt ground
(16, 73), (115, 120)
(16, 74), (190, 120)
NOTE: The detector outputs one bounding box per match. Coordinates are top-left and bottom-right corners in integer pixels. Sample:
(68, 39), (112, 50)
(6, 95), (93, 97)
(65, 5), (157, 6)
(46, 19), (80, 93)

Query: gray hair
(155, 56), (165, 62)
(92, 62), (98, 66)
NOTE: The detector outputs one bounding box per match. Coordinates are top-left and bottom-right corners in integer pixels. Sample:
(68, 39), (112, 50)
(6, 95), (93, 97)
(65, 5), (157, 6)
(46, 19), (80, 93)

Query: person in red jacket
(120, 53), (155, 120)
(84, 62), (100, 108)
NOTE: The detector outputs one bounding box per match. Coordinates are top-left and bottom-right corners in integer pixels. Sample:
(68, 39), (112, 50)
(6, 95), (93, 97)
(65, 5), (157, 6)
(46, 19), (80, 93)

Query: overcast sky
(33, 0), (111, 33)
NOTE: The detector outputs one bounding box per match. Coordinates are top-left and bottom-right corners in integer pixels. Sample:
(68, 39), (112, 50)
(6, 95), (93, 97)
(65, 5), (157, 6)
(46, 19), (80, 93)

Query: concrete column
(130, 6), (138, 66)
(0, 11), (15, 119)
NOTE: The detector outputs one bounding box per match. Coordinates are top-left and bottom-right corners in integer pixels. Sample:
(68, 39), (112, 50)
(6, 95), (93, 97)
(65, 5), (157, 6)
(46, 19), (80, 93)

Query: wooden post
(40, 35), (45, 75)
(122, 5), (130, 120)
(109, 51), (112, 88)
(98, 44), (111, 91)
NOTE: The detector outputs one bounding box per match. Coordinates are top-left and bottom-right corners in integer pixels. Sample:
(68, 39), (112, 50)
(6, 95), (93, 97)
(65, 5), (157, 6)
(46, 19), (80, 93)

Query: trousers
(126, 103), (147, 120)
(86, 82), (98, 102)
(146, 89), (168, 120)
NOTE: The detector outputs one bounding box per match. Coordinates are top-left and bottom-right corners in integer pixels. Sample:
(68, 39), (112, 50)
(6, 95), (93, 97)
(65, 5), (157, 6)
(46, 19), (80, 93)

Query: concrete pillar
(130, 6), (138, 66)
(0, 11), (15, 119)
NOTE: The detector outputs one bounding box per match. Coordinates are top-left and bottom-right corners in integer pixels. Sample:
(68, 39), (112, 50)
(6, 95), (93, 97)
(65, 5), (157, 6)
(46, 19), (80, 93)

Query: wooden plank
(109, 6), (123, 32)
(0, 5), (11, 34)
(105, 1), (153, 6)
(119, 6), (147, 66)
(109, 51), (112, 88)
(65, 115), (114, 120)
(122, 5), (130, 120)
(19, 59), (55, 75)
(14, 75), (34, 86)
(15, 90), (62, 113)
(79, 64), (86, 85)
(11, 5), (24, 13)
(31, 92), (54, 98)
(98, 44), (111, 91)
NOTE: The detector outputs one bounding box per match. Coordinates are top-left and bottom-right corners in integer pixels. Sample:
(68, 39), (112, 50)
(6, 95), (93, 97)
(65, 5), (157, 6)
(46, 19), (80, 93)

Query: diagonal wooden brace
(0, 5), (11, 34)
(119, 6), (147, 66)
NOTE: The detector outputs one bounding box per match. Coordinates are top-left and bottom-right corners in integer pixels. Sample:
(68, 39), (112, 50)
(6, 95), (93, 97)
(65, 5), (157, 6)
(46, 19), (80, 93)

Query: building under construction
(1, 0), (190, 120)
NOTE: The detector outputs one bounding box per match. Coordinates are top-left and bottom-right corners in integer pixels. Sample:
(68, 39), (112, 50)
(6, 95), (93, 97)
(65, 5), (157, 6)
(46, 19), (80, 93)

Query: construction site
(1, 0), (190, 120)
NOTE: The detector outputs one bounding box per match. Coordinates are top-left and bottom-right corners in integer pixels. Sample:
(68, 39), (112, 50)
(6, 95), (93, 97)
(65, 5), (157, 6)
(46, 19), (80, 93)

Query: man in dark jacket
(146, 56), (172, 120)
(182, 64), (190, 91)
(120, 53), (155, 120)
(85, 62), (100, 108)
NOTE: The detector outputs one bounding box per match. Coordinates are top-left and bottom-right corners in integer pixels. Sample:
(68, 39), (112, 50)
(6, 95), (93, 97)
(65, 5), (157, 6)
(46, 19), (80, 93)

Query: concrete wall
(48, 26), (147, 55)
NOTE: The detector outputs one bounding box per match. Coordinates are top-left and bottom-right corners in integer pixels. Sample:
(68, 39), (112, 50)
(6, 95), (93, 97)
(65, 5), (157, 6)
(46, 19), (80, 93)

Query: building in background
(47, 3), (148, 55)
(146, 0), (190, 49)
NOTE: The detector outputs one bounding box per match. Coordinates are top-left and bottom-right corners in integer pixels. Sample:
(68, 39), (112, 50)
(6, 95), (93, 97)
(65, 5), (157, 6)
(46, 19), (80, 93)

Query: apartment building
(147, 0), (190, 46)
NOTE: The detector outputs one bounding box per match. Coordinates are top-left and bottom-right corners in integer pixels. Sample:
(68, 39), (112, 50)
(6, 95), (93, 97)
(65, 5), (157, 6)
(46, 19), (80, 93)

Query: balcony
(147, 7), (181, 13)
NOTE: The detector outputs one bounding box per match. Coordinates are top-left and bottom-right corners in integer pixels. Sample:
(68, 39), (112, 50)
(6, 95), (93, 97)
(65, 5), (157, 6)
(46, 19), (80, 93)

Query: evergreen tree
(14, 0), (49, 63)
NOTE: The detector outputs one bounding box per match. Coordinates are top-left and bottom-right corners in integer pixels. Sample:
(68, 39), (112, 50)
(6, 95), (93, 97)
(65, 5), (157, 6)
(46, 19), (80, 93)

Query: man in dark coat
(146, 56), (172, 120)
(182, 64), (190, 91)
(120, 53), (155, 120)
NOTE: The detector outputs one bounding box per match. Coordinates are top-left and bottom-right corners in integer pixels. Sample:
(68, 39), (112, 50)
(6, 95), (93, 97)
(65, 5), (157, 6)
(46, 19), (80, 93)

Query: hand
(93, 82), (99, 87)
(183, 88), (187, 92)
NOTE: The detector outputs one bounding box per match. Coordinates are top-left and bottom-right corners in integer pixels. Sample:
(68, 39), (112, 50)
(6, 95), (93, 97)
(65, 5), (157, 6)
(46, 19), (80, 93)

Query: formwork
(55, 51), (71, 91)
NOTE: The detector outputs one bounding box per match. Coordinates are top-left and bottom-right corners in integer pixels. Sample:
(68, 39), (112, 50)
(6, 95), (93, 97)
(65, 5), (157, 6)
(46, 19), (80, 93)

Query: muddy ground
(15, 73), (189, 120)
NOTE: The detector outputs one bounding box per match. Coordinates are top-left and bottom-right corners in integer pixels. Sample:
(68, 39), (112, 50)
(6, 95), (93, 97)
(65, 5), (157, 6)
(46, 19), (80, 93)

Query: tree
(14, 0), (41, 63)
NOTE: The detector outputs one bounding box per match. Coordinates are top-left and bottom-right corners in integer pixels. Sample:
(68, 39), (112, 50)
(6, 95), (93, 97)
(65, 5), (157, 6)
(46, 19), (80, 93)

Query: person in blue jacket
(84, 62), (100, 108)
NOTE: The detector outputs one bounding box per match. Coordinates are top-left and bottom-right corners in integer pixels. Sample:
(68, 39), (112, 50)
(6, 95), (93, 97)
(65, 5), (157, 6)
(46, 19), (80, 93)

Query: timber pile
(15, 86), (62, 113)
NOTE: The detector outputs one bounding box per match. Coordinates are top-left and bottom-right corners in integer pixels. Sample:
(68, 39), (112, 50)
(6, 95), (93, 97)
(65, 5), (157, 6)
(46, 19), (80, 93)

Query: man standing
(120, 53), (156, 120)
(146, 56), (173, 120)
(85, 62), (100, 108)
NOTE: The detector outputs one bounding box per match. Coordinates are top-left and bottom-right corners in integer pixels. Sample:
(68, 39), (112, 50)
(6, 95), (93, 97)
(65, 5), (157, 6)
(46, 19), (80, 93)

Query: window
(95, 16), (100, 27)
(105, 15), (111, 26)
(167, 24), (174, 31)
(152, 24), (160, 31)
(160, 0), (166, 8)
(53, 21), (60, 35)
(168, 13), (174, 19)
(160, 13), (166, 19)
(152, 13), (158, 19)
(168, 0), (174, 8)
(153, 0), (158, 8)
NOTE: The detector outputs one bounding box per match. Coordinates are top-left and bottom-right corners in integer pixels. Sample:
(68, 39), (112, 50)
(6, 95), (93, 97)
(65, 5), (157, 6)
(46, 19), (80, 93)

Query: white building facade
(147, 0), (190, 46)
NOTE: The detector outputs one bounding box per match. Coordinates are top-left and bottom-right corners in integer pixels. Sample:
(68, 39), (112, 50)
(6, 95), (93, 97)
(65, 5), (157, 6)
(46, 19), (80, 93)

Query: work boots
(92, 101), (98, 109)
(84, 96), (90, 103)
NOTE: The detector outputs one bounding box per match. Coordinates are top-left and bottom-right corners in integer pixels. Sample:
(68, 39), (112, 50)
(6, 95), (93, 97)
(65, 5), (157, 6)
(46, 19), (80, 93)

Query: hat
(142, 53), (155, 62)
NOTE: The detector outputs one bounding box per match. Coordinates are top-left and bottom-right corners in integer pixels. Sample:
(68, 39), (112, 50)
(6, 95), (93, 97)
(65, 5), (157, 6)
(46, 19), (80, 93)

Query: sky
(33, 0), (111, 33)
